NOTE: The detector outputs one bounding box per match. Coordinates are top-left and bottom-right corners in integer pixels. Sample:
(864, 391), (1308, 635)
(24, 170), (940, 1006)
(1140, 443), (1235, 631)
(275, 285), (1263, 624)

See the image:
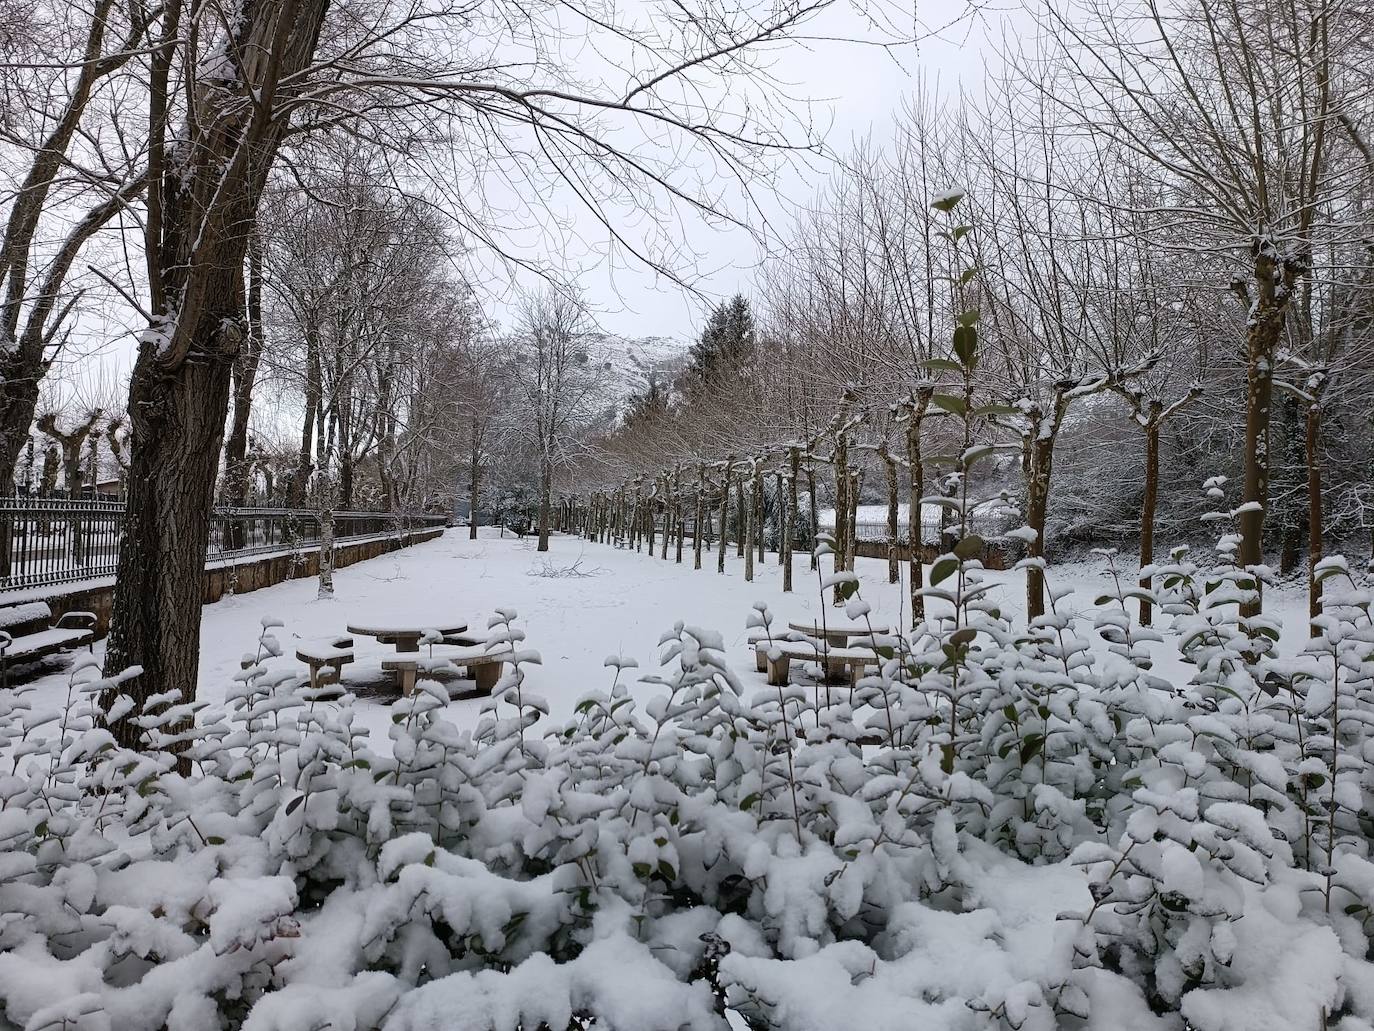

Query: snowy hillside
(584, 332), (688, 412)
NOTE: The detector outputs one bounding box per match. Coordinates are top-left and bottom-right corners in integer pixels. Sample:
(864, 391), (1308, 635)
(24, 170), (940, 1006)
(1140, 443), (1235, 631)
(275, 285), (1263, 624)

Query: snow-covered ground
(21, 525), (1320, 741)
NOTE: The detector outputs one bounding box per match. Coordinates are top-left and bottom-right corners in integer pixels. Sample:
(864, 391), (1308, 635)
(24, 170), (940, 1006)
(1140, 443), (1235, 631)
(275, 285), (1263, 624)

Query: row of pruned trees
(577, 0), (1374, 627)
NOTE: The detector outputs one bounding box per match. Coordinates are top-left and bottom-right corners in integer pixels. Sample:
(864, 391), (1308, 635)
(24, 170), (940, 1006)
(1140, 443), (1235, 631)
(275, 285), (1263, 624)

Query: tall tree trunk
(1306, 397), (1323, 629)
(1238, 246), (1301, 616)
(1025, 433), (1053, 623)
(290, 330), (321, 509)
(744, 466), (756, 583)
(906, 400), (928, 625)
(845, 468), (861, 577)
(105, 326), (239, 749)
(833, 434), (848, 571)
(537, 458), (552, 551)
(718, 462), (733, 573)
(806, 464), (818, 571)
(783, 448), (799, 592)
(468, 434), (481, 540)
(1139, 419), (1160, 627)
(881, 444), (898, 584)
(735, 478), (745, 557)
(693, 466), (705, 570)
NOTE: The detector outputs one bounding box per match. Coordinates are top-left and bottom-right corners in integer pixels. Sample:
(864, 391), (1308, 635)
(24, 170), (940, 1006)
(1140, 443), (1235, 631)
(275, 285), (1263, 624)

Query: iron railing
(0, 495), (448, 593)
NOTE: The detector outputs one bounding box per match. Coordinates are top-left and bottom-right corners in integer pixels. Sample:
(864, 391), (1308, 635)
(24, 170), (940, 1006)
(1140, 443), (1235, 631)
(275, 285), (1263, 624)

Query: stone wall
(32, 528), (445, 636)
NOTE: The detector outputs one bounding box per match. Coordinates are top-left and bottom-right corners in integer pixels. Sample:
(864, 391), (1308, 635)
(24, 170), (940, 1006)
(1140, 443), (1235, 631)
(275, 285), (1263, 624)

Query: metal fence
(0, 495), (448, 594)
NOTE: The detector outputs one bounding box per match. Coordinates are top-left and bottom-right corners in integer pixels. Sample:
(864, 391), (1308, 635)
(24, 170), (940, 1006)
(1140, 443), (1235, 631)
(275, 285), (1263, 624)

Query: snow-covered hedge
(3, 542), (1374, 1031)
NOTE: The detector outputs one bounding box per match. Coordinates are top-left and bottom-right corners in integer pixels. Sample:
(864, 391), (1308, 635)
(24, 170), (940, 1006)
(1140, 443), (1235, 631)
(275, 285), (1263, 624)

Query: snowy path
(23, 527), (1321, 743)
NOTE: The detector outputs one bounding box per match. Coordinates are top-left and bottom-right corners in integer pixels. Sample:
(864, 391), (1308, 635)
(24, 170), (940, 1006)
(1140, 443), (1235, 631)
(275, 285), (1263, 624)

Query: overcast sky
(480, 0), (1022, 343)
(45, 0), (1023, 407)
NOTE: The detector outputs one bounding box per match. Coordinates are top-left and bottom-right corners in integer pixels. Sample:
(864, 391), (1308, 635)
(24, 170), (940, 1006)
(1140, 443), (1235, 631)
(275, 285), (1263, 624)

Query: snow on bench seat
(293, 636), (355, 691)
(0, 602), (52, 631)
(757, 639), (880, 686)
(382, 644), (510, 698)
(4, 626), (93, 659)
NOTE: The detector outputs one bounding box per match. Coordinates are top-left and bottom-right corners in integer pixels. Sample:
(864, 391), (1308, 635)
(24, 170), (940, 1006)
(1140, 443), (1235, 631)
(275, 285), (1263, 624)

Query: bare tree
(510, 288), (604, 552)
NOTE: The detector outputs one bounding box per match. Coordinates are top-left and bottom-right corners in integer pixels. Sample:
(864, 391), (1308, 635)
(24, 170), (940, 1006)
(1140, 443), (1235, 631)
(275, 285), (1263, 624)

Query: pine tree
(681, 293), (755, 396)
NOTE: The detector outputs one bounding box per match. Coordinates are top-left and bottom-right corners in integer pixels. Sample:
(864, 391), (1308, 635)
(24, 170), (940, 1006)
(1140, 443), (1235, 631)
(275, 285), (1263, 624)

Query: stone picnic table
(345, 619), (469, 654)
(786, 619), (889, 650)
(346, 619), (506, 698)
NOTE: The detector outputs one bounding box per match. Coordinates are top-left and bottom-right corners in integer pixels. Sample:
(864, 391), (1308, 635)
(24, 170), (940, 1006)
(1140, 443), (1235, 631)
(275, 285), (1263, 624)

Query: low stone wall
(33, 528), (445, 636)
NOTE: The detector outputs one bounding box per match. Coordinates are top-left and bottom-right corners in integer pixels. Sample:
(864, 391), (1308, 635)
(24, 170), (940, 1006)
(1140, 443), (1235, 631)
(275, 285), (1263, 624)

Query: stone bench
(0, 602), (96, 686)
(295, 636), (355, 691)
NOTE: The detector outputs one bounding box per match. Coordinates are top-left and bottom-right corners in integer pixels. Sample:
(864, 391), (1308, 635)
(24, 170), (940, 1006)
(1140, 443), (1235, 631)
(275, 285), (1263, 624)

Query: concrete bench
(295, 636), (355, 691)
(383, 645), (509, 698)
(757, 640), (880, 687)
(0, 603), (96, 687)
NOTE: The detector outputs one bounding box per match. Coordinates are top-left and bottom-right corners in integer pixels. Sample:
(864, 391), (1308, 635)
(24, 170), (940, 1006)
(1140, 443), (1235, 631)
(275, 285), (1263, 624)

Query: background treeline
(575, 3), (1374, 581)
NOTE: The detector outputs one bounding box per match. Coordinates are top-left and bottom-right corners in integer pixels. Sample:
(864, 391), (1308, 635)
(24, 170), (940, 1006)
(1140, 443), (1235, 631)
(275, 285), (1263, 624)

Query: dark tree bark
(104, 0), (333, 750)
(1237, 246), (1305, 616)
(718, 460), (733, 573)
(905, 391), (931, 625)
(880, 443), (898, 584)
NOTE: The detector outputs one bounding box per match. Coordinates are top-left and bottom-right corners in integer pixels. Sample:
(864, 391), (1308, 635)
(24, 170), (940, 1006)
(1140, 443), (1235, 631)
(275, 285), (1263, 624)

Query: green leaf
(930, 556), (959, 585)
(931, 190), (965, 212)
(953, 535), (984, 560)
(953, 324), (978, 367)
(958, 267), (977, 285)
(739, 793), (761, 811)
(949, 628), (976, 647)
(957, 308), (980, 328)
(931, 393), (967, 416)
(1019, 733), (1045, 765)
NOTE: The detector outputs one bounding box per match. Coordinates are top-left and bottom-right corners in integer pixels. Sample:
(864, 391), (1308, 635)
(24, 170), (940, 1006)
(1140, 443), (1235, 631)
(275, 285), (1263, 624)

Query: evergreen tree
(681, 293), (755, 396)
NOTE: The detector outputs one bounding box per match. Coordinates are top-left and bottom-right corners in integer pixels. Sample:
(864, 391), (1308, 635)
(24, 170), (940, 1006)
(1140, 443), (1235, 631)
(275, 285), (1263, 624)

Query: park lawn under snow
(22, 524), (1318, 744)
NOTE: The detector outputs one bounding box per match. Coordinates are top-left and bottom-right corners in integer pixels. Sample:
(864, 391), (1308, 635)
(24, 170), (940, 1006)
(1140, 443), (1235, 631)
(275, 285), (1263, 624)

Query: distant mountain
(583, 333), (689, 416)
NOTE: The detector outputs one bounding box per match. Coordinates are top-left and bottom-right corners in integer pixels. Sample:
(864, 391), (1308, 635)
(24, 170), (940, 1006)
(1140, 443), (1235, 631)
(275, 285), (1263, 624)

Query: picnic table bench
(0, 602), (97, 687)
(295, 636), (355, 691)
(381, 644), (509, 698)
(757, 640), (881, 688)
